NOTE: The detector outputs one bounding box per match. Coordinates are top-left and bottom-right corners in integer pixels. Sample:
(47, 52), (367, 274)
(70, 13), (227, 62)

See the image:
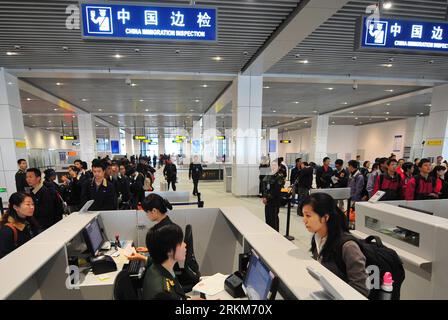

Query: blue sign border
(79, 0), (219, 43)
(355, 15), (448, 56)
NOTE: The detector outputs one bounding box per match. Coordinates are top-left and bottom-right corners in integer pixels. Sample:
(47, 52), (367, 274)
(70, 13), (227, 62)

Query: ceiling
(3, 0), (448, 140)
(0, 0), (301, 73)
(269, 0), (448, 80)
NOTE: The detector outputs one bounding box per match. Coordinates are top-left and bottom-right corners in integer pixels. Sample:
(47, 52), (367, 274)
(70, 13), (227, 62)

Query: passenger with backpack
(404, 158), (442, 200)
(0, 193), (35, 259)
(373, 159), (404, 201)
(300, 193), (405, 299)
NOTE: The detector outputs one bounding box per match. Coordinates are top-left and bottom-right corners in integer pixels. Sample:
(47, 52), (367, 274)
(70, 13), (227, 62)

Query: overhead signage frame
(355, 15), (448, 55)
(80, 1), (218, 43)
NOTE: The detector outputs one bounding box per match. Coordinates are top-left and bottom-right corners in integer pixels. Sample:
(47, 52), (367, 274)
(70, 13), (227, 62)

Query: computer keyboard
(126, 260), (145, 276)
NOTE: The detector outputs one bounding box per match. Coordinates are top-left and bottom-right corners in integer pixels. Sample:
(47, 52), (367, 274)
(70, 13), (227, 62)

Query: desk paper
(193, 273), (228, 296)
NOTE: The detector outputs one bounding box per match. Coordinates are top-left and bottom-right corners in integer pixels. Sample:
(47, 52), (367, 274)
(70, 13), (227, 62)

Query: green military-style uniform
(142, 263), (187, 300)
(262, 172), (285, 232)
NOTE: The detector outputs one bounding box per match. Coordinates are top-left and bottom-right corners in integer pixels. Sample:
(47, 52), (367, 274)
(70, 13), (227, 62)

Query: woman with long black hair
(300, 192), (370, 297)
(0, 192), (35, 259)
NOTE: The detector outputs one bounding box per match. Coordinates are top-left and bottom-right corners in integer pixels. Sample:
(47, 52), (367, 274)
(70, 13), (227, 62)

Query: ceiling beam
(8, 68), (236, 82)
(264, 73), (446, 87)
(323, 87), (434, 116)
(242, 0), (350, 75)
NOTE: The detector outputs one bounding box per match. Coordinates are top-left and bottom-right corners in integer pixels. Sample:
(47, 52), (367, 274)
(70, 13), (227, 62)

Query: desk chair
(176, 224), (201, 292)
(113, 270), (140, 300)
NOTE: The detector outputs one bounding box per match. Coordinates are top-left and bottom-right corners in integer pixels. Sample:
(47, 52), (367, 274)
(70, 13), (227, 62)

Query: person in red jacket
(404, 158), (442, 200)
(373, 159), (404, 201)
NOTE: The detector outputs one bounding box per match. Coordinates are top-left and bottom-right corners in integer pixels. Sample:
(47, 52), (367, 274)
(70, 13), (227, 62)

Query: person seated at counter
(142, 224), (188, 300)
(0, 192), (35, 259)
(126, 193), (176, 262)
(300, 193), (370, 297)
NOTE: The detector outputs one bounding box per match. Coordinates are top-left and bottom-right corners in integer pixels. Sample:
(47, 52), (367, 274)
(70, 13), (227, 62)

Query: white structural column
(0, 68), (27, 199)
(125, 130), (134, 156)
(108, 127), (120, 154)
(158, 130), (166, 155)
(203, 113), (217, 164)
(405, 116), (426, 161)
(232, 75), (263, 196)
(225, 128), (233, 161)
(309, 115), (329, 163)
(267, 128), (278, 162)
(423, 85), (448, 159)
(192, 120), (202, 160)
(77, 113), (97, 164)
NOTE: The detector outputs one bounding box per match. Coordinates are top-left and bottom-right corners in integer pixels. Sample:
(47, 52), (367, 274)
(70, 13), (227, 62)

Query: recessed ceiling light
(130, 83), (138, 87)
(385, 111), (390, 114)
(114, 54), (122, 59)
(386, 103), (391, 106)
(195, 99), (200, 103)
(26, 98), (32, 101)
(349, 111), (354, 114)
(202, 84), (208, 88)
(53, 108), (58, 111)
(419, 112), (424, 115)
(48, 120), (52, 123)
(263, 86), (270, 89)
(96, 124), (99, 127)
(6, 51), (18, 56)
(81, 98), (88, 102)
(299, 59), (309, 64)
(272, 110), (276, 113)
(98, 108), (103, 111)
(385, 118), (389, 120)
(213, 56), (222, 61)
(72, 115), (76, 118)
(32, 124), (36, 127)
(426, 104), (432, 107)
(277, 121), (280, 124)
(46, 127), (50, 130)
(7, 82), (13, 85)
(145, 109), (149, 112)
(380, 64), (393, 68)
(304, 121), (308, 124)
(190, 109), (195, 112)
(109, 115), (113, 118)
(293, 101), (300, 104)
(383, 1), (393, 9)
(355, 117), (359, 120)
(56, 82), (62, 86)
(385, 89), (394, 92)
(332, 121), (335, 124)
(139, 99), (144, 102)
(341, 102), (348, 105)
(325, 87), (334, 91)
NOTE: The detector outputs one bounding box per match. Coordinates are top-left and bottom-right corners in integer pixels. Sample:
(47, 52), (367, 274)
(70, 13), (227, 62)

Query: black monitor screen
(83, 218), (104, 256)
(243, 251), (275, 300)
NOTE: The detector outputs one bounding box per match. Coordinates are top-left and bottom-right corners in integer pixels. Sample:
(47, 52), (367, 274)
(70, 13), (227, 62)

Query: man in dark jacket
(163, 159), (177, 191)
(296, 162), (313, 215)
(15, 159), (28, 192)
(316, 157), (334, 189)
(128, 166), (145, 209)
(290, 158), (302, 189)
(189, 155), (203, 196)
(261, 161), (285, 232)
(81, 160), (117, 211)
(26, 168), (58, 233)
(109, 162), (131, 208)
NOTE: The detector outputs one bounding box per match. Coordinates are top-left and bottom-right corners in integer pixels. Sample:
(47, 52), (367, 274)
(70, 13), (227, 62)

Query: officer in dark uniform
(15, 159), (28, 192)
(142, 224), (187, 300)
(80, 160), (117, 211)
(189, 155), (203, 196)
(261, 160), (285, 232)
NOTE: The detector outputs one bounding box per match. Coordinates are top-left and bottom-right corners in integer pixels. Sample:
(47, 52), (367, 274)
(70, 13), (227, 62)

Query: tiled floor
(153, 167), (312, 252)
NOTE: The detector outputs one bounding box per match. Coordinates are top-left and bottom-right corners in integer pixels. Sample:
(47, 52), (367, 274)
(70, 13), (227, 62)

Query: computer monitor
(243, 250), (277, 300)
(83, 218), (104, 256)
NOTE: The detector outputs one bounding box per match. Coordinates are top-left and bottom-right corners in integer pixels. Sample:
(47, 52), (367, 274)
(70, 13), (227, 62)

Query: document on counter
(192, 273), (229, 296)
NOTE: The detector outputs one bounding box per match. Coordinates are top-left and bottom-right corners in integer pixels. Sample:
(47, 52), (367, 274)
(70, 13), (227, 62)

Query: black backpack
(334, 234), (405, 300)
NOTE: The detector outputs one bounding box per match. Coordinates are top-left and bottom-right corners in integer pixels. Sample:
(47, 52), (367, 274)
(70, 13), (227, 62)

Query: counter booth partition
(0, 207), (365, 300)
(354, 201), (448, 299)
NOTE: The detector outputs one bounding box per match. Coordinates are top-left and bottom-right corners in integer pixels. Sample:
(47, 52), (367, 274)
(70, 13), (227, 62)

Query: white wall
(24, 126), (77, 150)
(279, 125), (358, 162)
(357, 119), (407, 161)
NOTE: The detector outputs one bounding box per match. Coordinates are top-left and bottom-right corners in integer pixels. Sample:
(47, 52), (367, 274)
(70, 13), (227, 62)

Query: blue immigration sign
(80, 1), (218, 42)
(356, 16), (448, 55)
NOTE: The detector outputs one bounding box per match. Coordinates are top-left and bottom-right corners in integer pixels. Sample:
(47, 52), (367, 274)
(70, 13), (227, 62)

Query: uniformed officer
(189, 155), (203, 196)
(261, 160), (285, 232)
(142, 224), (187, 300)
